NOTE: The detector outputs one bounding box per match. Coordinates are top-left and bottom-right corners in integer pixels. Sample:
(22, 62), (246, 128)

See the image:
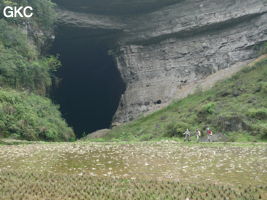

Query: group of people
(183, 128), (213, 142)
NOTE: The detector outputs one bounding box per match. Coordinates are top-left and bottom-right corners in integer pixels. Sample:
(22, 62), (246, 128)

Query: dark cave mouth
(50, 26), (125, 138)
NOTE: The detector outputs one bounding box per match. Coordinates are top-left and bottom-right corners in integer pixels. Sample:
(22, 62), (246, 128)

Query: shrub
(28, 0), (57, 30)
(202, 102), (216, 114)
(260, 82), (267, 94)
(250, 123), (267, 138)
(214, 113), (250, 132)
(164, 123), (178, 137)
(0, 89), (75, 141)
(247, 108), (267, 120)
(259, 124), (267, 139)
(164, 121), (189, 137)
(0, 19), (36, 59)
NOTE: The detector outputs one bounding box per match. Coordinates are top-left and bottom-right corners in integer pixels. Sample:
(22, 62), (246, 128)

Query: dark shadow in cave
(50, 26), (125, 138)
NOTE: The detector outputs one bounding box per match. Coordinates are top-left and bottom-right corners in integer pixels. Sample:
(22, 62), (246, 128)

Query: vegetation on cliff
(0, 0), (74, 141)
(107, 57), (267, 142)
(0, 0), (56, 30)
(0, 20), (60, 95)
(0, 89), (74, 141)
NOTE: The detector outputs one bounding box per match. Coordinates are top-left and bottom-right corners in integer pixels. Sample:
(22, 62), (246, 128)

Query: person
(207, 128), (213, 142)
(183, 128), (191, 142)
(196, 129), (201, 142)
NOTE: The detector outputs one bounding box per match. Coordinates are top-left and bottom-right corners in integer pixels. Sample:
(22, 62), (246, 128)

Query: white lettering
(23, 6), (33, 18)
(14, 6), (23, 18)
(3, 6), (33, 18)
(3, 6), (13, 18)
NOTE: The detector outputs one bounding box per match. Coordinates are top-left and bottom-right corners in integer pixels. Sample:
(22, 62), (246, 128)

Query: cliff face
(55, 0), (267, 123)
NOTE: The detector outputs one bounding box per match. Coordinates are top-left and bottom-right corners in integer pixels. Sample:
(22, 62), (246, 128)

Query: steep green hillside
(0, 89), (74, 141)
(0, 0), (74, 141)
(106, 56), (267, 142)
(0, 0), (57, 95)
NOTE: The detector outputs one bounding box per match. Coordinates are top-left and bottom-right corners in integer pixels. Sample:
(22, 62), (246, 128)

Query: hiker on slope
(207, 128), (213, 142)
(196, 129), (201, 142)
(183, 129), (191, 142)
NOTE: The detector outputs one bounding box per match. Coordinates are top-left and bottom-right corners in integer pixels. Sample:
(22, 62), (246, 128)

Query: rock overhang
(53, 0), (184, 16)
(51, 0), (267, 124)
(55, 0), (267, 45)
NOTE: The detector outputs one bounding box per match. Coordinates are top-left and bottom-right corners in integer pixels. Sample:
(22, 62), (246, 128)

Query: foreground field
(0, 142), (266, 199)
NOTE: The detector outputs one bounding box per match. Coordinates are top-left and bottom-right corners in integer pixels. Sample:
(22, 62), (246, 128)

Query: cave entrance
(50, 26), (125, 138)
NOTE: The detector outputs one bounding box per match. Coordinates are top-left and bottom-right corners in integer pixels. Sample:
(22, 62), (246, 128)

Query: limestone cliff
(55, 0), (267, 123)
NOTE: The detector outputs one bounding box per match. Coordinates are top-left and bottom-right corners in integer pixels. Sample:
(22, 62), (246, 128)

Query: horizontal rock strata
(55, 0), (267, 123)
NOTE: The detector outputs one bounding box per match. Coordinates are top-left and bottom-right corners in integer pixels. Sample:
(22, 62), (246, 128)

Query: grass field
(0, 141), (266, 199)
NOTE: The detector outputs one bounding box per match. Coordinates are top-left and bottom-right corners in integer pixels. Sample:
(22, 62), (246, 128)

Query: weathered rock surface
(53, 0), (183, 15)
(55, 0), (267, 123)
(122, 0), (267, 43)
(57, 9), (125, 30)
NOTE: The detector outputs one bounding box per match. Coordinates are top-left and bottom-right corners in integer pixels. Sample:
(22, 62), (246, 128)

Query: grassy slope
(0, 89), (75, 141)
(104, 57), (267, 142)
